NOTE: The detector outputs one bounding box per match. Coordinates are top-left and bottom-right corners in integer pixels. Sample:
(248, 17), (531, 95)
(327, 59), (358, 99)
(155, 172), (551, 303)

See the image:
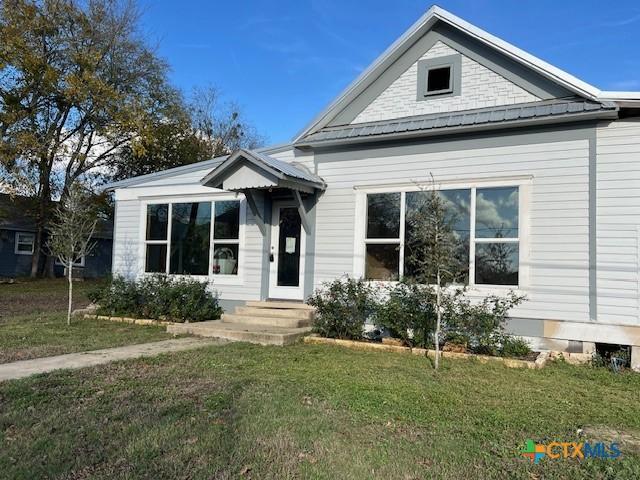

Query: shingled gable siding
(596, 118), (640, 327)
(312, 127), (593, 324)
(352, 41), (540, 124)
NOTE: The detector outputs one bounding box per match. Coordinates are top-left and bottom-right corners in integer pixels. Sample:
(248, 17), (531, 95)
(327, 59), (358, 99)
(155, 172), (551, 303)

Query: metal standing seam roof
(249, 150), (324, 185)
(298, 99), (618, 145)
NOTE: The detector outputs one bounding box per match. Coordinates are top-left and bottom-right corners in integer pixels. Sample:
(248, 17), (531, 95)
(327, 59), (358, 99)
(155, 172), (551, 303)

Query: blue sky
(140, 0), (640, 145)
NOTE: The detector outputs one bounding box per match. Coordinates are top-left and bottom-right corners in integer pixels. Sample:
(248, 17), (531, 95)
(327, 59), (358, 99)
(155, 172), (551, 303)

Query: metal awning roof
(296, 99), (618, 147)
(200, 149), (325, 193)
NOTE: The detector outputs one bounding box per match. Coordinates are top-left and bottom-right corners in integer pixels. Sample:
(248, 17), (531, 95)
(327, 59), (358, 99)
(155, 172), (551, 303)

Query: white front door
(269, 203), (305, 300)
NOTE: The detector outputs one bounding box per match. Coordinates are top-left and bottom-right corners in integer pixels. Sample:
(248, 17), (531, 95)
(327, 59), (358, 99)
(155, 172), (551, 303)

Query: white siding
(596, 119), (640, 326)
(353, 41), (539, 124)
(313, 133), (592, 324)
(112, 199), (142, 279)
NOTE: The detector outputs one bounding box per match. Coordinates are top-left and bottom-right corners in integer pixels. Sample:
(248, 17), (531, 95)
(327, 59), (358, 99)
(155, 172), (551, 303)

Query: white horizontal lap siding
(314, 136), (591, 323)
(112, 198), (142, 279)
(596, 119), (640, 326)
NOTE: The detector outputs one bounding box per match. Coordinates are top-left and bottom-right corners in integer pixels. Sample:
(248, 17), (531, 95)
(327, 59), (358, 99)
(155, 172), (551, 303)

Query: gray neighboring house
(106, 7), (640, 361)
(0, 194), (113, 279)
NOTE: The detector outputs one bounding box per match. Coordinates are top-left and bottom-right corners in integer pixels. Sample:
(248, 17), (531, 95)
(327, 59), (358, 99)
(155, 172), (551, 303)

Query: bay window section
(212, 201), (240, 275)
(170, 202), (211, 275)
(365, 193), (400, 280)
(145, 204), (169, 273)
(363, 185), (520, 287)
(144, 199), (241, 277)
(473, 187), (519, 286)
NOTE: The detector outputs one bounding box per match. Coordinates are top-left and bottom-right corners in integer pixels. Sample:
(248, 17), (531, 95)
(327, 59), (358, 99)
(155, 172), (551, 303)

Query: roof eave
(296, 108), (619, 149)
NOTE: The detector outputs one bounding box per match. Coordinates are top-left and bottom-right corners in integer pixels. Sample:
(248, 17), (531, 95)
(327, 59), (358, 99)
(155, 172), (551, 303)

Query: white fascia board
(598, 91), (640, 101)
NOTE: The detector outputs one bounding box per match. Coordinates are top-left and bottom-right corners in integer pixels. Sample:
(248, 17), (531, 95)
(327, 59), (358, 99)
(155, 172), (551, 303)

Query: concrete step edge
(245, 301), (315, 311)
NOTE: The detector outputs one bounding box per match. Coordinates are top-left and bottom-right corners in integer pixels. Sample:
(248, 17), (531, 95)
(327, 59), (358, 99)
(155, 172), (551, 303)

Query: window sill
(14, 251), (34, 256)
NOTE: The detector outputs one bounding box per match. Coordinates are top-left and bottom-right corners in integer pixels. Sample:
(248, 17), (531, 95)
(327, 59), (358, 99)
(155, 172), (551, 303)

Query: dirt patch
(582, 426), (640, 454)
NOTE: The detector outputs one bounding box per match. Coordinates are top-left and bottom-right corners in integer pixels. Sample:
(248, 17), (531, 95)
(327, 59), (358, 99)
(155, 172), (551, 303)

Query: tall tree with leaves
(405, 176), (463, 369)
(47, 184), (98, 325)
(0, 0), (179, 276)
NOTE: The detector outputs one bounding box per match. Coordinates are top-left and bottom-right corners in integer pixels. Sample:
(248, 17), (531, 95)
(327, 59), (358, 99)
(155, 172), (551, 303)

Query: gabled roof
(298, 98), (619, 147)
(293, 5), (639, 142)
(200, 149), (325, 191)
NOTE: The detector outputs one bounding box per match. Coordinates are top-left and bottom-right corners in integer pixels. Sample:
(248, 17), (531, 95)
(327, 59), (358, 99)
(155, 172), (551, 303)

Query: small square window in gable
(417, 54), (461, 100)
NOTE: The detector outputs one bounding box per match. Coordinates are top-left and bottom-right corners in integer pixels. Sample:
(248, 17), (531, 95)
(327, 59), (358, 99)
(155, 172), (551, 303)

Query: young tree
(0, 0), (178, 276)
(405, 176), (463, 369)
(47, 185), (98, 325)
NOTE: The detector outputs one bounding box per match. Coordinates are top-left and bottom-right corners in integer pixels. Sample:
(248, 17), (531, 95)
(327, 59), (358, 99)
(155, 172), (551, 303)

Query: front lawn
(1, 343), (638, 479)
(0, 313), (176, 364)
(0, 278), (177, 363)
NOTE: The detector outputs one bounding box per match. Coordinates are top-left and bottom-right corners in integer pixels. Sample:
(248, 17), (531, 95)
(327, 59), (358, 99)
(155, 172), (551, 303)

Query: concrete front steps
(167, 300), (314, 346)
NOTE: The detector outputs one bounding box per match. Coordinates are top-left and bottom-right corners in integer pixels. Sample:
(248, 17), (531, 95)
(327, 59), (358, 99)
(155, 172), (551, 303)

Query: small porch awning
(200, 149), (325, 194)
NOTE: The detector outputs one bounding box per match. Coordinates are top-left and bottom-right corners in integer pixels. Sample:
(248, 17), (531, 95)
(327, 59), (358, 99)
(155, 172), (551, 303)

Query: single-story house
(106, 7), (640, 358)
(0, 193), (113, 278)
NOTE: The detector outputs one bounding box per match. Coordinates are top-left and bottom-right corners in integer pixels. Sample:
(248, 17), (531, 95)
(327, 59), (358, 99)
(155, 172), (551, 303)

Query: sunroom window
(144, 200), (241, 276)
(363, 185), (520, 287)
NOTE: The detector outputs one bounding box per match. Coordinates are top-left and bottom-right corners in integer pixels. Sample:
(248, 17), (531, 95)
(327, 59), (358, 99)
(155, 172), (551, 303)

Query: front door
(269, 204), (305, 300)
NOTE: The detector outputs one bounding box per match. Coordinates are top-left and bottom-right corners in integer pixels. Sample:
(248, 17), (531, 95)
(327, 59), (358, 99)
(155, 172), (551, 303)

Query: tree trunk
(30, 227), (43, 277)
(67, 262), (73, 326)
(435, 270), (441, 370)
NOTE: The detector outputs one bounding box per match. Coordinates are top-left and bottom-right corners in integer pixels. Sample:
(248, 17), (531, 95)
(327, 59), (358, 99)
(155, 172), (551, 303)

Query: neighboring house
(0, 194), (113, 278)
(106, 7), (640, 358)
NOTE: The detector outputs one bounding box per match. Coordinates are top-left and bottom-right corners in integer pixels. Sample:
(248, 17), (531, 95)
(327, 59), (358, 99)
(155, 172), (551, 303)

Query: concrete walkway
(0, 337), (224, 382)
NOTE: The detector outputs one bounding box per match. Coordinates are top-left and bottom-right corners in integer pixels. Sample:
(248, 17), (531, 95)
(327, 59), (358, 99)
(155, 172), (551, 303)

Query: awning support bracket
(293, 189), (312, 234)
(243, 190), (266, 236)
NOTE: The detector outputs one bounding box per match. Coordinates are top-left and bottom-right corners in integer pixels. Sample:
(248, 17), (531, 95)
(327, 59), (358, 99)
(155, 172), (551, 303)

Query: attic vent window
(416, 54), (461, 101)
(426, 66), (452, 94)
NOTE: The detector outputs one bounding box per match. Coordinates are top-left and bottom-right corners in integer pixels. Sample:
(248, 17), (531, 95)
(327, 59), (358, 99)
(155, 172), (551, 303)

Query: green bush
(374, 280), (437, 348)
(307, 277), (378, 340)
(90, 275), (222, 322)
(445, 290), (526, 355)
(499, 336), (532, 358)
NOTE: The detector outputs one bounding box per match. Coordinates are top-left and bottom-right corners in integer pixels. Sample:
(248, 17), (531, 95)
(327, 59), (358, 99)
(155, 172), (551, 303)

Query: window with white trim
(14, 232), (35, 255)
(364, 186), (519, 286)
(144, 200), (241, 276)
(55, 256), (85, 267)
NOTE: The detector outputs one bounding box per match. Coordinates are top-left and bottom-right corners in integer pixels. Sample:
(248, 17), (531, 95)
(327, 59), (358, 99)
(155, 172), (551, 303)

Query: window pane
(170, 202), (211, 275)
(427, 66), (451, 92)
(212, 243), (239, 275)
(365, 244), (399, 281)
(145, 244), (167, 273)
(366, 193), (400, 239)
(404, 189), (471, 283)
(475, 242), (519, 285)
(146, 204), (168, 240)
(475, 187), (518, 238)
(214, 201), (240, 240)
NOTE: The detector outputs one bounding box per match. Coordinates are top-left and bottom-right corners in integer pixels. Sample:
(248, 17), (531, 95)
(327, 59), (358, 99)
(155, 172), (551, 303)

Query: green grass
(0, 313), (176, 363)
(0, 278), (176, 363)
(1, 343), (638, 479)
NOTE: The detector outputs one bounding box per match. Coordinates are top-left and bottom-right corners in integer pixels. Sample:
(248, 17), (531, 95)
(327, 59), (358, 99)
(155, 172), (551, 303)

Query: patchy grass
(0, 278), (175, 363)
(0, 277), (105, 317)
(0, 313), (176, 364)
(1, 343), (638, 479)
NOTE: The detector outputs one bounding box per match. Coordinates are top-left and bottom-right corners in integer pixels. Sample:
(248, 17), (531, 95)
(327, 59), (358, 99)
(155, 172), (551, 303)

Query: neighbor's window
(212, 200), (240, 275)
(363, 186), (520, 286)
(426, 66), (452, 94)
(364, 193), (401, 280)
(170, 202), (211, 275)
(14, 232), (35, 255)
(144, 200), (241, 276)
(474, 187), (519, 286)
(145, 204), (169, 273)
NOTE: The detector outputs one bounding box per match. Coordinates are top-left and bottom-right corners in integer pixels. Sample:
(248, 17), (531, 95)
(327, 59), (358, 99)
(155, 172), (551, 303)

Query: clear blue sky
(139, 0), (640, 145)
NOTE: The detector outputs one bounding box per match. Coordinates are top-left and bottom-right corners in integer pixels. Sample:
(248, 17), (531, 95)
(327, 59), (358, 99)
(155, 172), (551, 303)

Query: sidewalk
(0, 337), (224, 382)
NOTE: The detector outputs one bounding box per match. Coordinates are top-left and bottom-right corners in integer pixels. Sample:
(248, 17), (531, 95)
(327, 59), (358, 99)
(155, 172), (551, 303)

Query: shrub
(307, 277), (378, 340)
(374, 280), (437, 348)
(499, 336), (532, 358)
(91, 275), (222, 322)
(445, 290), (526, 355)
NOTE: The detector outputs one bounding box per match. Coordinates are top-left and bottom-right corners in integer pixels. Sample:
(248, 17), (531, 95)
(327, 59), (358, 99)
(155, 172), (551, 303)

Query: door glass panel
(277, 207), (301, 287)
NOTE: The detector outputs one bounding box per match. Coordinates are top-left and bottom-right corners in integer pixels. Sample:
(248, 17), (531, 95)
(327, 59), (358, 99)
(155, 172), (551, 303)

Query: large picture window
(144, 199), (241, 276)
(363, 185), (520, 286)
